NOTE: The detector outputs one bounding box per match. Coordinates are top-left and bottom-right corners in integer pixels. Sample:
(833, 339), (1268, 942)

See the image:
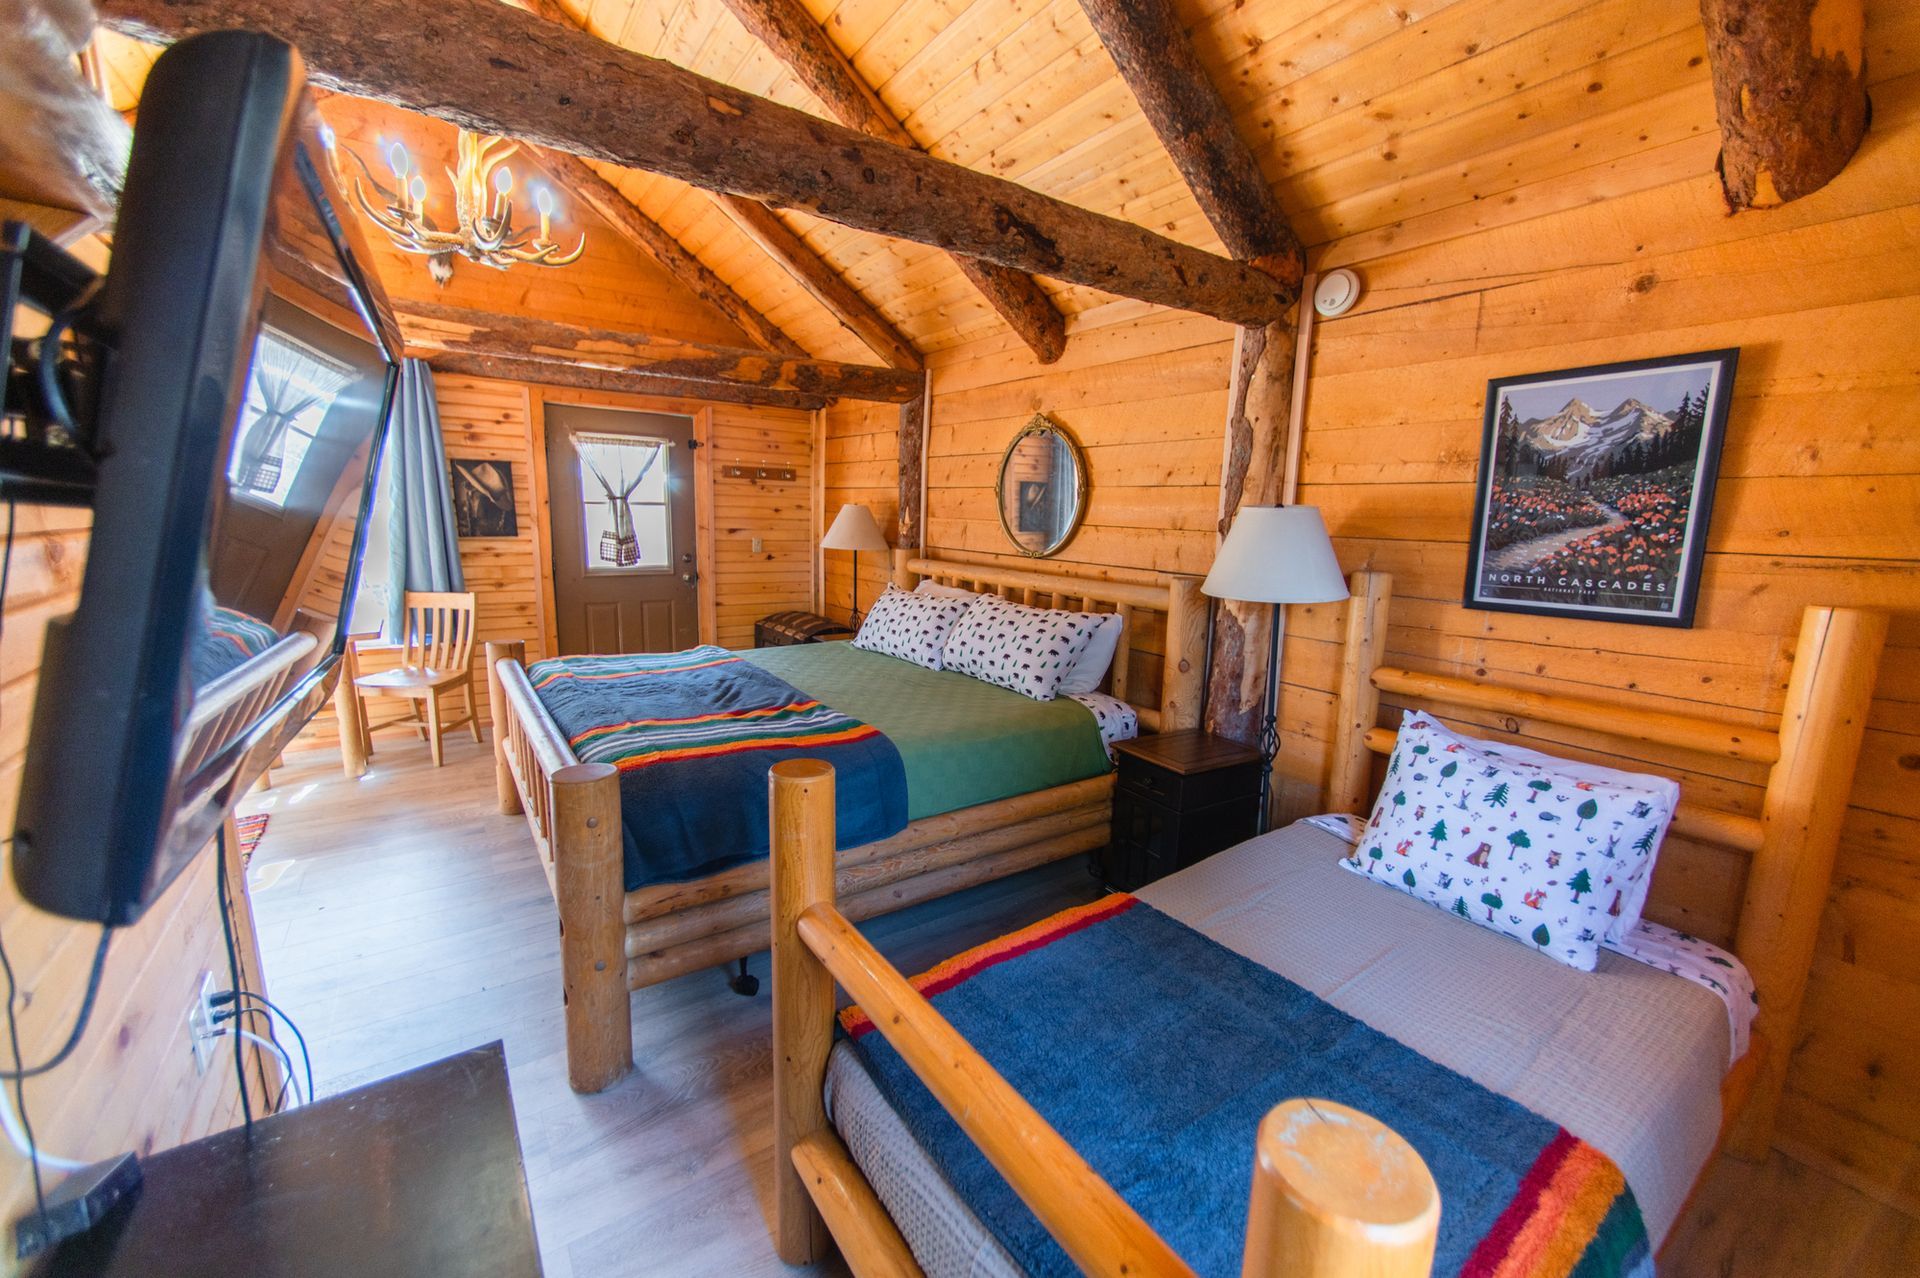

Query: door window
(574, 432), (672, 573)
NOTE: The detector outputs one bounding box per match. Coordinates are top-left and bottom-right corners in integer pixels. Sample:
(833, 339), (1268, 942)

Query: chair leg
(425, 693), (444, 767)
(356, 692), (375, 758)
(464, 681), (482, 744)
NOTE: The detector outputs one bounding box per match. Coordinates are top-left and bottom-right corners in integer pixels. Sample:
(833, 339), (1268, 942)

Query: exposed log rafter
(716, 0), (1067, 364)
(398, 301), (925, 410)
(522, 146), (807, 356)
(98, 0), (1297, 326)
(1700, 0), (1869, 212)
(715, 194), (924, 371)
(1076, 0), (1309, 757)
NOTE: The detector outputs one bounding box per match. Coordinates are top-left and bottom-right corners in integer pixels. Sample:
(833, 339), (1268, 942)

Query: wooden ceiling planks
(82, 0), (1886, 355)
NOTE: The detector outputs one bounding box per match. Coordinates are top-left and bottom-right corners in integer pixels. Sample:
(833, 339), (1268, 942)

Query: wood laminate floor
(241, 741), (1917, 1277)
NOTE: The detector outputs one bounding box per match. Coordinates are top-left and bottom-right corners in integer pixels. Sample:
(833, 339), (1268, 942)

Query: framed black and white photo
(1463, 348), (1737, 628)
(450, 458), (518, 538)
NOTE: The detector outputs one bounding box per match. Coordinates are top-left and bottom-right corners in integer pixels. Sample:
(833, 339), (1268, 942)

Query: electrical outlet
(186, 971), (219, 1075)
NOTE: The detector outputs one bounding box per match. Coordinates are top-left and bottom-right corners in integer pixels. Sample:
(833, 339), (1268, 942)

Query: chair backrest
(399, 591), (478, 672)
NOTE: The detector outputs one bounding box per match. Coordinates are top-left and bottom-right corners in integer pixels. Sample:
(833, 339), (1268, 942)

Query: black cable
(214, 825), (252, 1132)
(0, 928), (112, 1082)
(219, 992), (313, 1110)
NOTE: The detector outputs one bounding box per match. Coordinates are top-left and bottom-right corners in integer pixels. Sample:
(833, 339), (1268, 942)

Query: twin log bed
(765, 569), (1888, 1276)
(486, 551), (1208, 1091)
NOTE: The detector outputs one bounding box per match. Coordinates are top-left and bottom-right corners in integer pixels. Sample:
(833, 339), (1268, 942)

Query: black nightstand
(1095, 730), (1264, 891)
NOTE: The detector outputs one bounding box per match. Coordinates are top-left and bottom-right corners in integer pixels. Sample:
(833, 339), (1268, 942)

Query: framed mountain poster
(1463, 348), (1737, 628)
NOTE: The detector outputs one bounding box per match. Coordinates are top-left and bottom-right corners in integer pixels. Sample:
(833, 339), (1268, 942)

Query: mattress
(824, 821), (1730, 1275)
(743, 642), (1116, 821)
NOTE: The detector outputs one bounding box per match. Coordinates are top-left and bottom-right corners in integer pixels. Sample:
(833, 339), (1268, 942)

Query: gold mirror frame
(994, 413), (1088, 558)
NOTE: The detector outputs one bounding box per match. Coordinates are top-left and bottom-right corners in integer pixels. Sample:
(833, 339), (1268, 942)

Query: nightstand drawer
(1117, 758), (1261, 811)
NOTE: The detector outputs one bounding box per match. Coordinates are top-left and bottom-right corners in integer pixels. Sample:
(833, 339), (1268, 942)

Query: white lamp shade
(1201, 505), (1349, 604)
(821, 503), (890, 553)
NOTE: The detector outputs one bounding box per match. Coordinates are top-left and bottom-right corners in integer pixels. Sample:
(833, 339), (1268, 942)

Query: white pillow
(941, 595), (1099, 702)
(1340, 712), (1677, 970)
(914, 580), (978, 601)
(1058, 613), (1124, 695)
(851, 586), (971, 671)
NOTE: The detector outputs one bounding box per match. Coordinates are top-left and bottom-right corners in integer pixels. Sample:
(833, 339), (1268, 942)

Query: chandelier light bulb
(319, 123), (336, 152)
(536, 187), (554, 216)
(409, 175), (427, 213)
(493, 167), (514, 195)
(388, 141), (410, 179)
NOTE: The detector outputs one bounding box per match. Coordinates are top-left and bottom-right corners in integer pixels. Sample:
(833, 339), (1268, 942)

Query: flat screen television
(11, 31), (403, 924)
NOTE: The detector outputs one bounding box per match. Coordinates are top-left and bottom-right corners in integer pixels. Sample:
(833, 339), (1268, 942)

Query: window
(574, 432), (671, 573)
(229, 326), (357, 508)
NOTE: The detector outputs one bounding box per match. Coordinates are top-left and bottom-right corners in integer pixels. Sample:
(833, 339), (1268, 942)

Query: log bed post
(487, 640), (525, 816)
(1327, 572), (1392, 815)
(1726, 604), (1888, 1158)
(1241, 1099), (1440, 1278)
(551, 761), (633, 1093)
(890, 547), (917, 592)
(770, 759), (839, 1265)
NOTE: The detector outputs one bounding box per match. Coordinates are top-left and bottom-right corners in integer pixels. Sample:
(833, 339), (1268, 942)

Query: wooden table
(1097, 729), (1264, 891)
(44, 1042), (542, 1277)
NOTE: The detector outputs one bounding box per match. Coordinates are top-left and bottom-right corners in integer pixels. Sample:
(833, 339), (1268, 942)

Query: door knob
(681, 571), (699, 585)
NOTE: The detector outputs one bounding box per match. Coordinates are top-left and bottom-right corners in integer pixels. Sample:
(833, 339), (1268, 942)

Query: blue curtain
(381, 359), (465, 638)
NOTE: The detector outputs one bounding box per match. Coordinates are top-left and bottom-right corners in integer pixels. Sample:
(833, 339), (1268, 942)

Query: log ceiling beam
(1076, 0), (1310, 762)
(423, 349), (825, 410)
(397, 301), (925, 408)
(1700, 0), (1869, 212)
(509, 0), (926, 368)
(1, 0), (131, 235)
(517, 146), (806, 356)
(98, 0), (1298, 326)
(715, 0), (1067, 364)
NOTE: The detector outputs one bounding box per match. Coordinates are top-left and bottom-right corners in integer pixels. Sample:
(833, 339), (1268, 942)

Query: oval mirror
(996, 414), (1087, 558)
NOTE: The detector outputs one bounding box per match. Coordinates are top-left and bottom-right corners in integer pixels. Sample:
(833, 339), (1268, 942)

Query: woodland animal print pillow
(1340, 712), (1678, 971)
(941, 595), (1100, 701)
(851, 586), (972, 671)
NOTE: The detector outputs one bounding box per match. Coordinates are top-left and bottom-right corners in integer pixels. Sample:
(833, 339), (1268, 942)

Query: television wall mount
(1, 221), (106, 508)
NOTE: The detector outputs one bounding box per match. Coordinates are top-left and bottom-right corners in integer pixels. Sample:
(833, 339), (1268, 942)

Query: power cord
(212, 991), (313, 1111)
(213, 824), (253, 1132)
(213, 1028), (303, 1109)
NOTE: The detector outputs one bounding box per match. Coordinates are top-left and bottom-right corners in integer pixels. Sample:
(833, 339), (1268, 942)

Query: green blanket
(742, 642), (1112, 820)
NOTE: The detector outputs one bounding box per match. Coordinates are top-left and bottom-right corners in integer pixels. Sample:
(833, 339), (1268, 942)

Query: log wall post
(1700, 0), (1869, 211)
(897, 390), (927, 551)
(486, 640), (525, 816)
(770, 759), (839, 1264)
(1162, 576), (1208, 732)
(1240, 1098), (1440, 1278)
(550, 761), (632, 1093)
(1727, 604), (1887, 1158)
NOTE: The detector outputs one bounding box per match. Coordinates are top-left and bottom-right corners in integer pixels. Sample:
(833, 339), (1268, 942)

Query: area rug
(235, 812), (270, 864)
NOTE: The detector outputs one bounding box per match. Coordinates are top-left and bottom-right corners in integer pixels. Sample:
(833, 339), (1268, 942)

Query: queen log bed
(486, 550), (1208, 1091)
(764, 569), (1888, 1277)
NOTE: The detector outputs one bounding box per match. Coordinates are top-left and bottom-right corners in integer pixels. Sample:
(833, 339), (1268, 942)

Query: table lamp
(1201, 505), (1349, 832)
(821, 503), (890, 625)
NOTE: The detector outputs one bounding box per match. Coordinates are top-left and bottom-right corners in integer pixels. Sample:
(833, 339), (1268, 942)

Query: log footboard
(486, 640), (1115, 1096)
(769, 760), (1443, 1277)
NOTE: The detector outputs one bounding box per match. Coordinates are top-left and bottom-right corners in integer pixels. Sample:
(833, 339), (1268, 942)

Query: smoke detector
(1312, 268), (1362, 318)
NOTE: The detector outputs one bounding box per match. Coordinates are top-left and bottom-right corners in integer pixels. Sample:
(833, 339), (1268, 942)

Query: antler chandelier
(329, 126), (586, 286)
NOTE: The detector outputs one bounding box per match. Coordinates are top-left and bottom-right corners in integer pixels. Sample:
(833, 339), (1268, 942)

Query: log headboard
(889, 549), (1206, 734)
(1326, 568), (1887, 1161)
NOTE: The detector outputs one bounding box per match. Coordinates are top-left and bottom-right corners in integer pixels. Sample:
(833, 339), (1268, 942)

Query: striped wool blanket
(843, 895), (1653, 1278)
(527, 646), (907, 889)
(192, 602), (282, 688)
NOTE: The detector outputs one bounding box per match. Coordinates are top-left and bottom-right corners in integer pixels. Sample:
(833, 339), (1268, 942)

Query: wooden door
(544, 404), (699, 655)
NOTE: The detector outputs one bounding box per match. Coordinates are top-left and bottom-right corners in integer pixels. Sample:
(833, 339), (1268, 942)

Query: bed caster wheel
(726, 958), (760, 997)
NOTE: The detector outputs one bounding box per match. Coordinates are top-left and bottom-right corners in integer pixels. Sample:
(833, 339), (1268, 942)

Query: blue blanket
(527, 647), (908, 890)
(842, 895), (1652, 1278)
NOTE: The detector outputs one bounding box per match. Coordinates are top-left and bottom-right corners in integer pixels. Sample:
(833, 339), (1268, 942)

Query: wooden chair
(351, 591), (482, 768)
